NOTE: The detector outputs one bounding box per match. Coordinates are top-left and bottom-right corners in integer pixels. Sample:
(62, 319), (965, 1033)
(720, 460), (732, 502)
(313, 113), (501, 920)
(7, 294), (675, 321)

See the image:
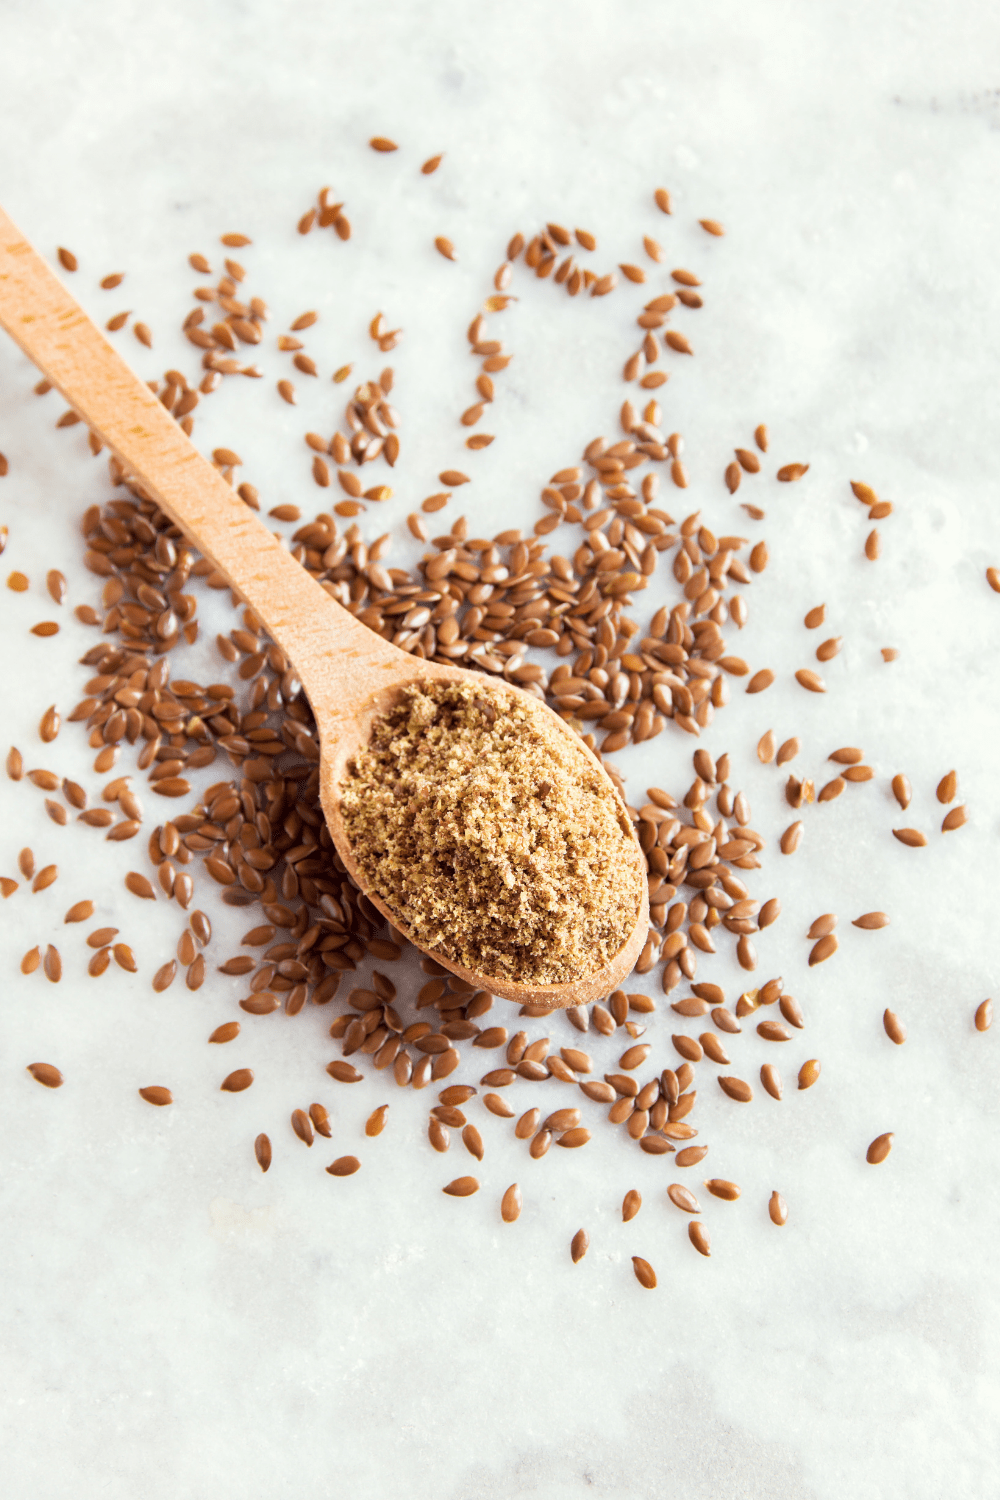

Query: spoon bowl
(0, 204), (649, 1006)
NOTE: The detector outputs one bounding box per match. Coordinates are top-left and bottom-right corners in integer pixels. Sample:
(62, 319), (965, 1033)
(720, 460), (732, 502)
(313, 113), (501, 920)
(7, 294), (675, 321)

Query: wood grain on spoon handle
(0, 204), (411, 733)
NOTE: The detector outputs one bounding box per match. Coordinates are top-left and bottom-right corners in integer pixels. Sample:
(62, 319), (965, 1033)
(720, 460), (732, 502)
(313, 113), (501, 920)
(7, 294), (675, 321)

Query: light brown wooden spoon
(0, 205), (648, 1006)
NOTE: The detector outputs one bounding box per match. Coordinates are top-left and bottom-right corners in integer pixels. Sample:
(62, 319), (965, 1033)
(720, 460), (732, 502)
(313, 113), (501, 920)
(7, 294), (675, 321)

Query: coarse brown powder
(340, 680), (640, 984)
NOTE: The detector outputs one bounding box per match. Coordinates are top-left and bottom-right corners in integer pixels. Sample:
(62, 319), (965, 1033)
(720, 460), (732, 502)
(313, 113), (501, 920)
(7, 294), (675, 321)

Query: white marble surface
(2, 1), (1000, 1495)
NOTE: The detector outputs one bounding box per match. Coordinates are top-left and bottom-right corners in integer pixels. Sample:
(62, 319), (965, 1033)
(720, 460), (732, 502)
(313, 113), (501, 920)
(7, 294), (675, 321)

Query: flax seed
(760, 1064), (783, 1100)
(892, 828), (927, 847)
(688, 1222), (711, 1256)
(705, 1179), (740, 1201)
(866, 1132), (893, 1164)
(27, 1062), (63, 1088)
(883, 1010), (906, 1045)
(975, 999), (993, 1031)
(139, 1086), (173, 1106)
(442, 1176), (479, 1196)
(632, 1255), (657, 1288)
(756, 730), (776, 763)
(221, 1069), (254, 1092)
(798, 1059), (821, 1090)
(768, 1191), (788, 1225)
(327, 1156), (361, 1177)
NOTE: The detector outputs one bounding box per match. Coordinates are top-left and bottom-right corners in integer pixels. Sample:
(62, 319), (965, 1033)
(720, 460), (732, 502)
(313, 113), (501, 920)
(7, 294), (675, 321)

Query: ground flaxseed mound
(340, 680), (641, 984)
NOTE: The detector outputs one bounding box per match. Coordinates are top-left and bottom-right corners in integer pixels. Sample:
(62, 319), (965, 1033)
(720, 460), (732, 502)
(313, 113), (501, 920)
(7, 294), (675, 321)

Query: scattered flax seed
(7, 571), (29, 591)
(632, 1255), (657, 1289)
(152, 961), (176, 992)
(254, 1134), (272, 1172)
(43, 946), (62, 982)
(975, 999), (993, 1032)
(21, 947), (40, 974)
(64, 900), (95, 924)
(798, 1059), (821, 1090)
(757, 730), (776, 764)
(892, 828), (927, 848)
(125, 871), (156, 900)
(100, 273), (124, 289)
(221, 1069), (254, 1092)
(755, 424), (769, 452)
(866, 1132), (894, 1165)
(622, 1188), (642, 1221)
(33, 864), (57, 892)
(777, 464), (809, 482)
(421, 154), (443, 174)
(57, 247), (78, 272)
(795, 669), (825, 693)
(881, 648), (899, 662)
(987, 567), (1000, 594)
(807, 914), (837, 939)
(340, 681), (641, 984)
(0, 878), (16, 898)
(27, 1062), (63, 1088)
(780, 822), (803, 855)
(804, 604), (825, 629)
(808, 934), (838, 966)
(883, 1010), (906, 1045)
(310, 1104), (332, 1138)
(6, 747), (23, 780)
(705, 1179), (740, 1201)
(760, 1065), (783, 1100)
(434, 237), (457, 261)
(209, 1022), (240, 1044)
(776, 738), (800, 767)
(370, 137), (398, 152)
(571, 1228), (589, 1262)
(113, 943), (137, 973)
(365, 1105), (389, 1137)
(746, 669), (774, 694)
(654, 188), (672, 214)
(501, 1183), (522, 1222)
(688, 1222), (711, 1256)
(865, 530), (880, 561)
(220, 233), (251, 247)
(442, 1176), (479, 1196)
(699, 219), (724, 236)
(718, 1076), (753, 1103)
(31, 622), (60, 637)
(942, 806), (967, 832)
(853, 912), (889, 930)
(768, 1191), (788, 1226)
(292, 1108), (314, 1146)
(138, 1086), (173, 1106)
(667, 1183), (700, 1213)
(133, 322), (152, 348)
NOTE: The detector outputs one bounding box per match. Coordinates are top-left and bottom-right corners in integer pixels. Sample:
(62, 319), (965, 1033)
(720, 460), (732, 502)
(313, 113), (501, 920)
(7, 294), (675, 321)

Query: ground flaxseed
(340, 680), (641, 984)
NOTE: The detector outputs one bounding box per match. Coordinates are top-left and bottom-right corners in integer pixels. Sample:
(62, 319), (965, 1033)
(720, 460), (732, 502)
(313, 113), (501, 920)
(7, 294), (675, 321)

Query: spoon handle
(0, 204), (410, 723)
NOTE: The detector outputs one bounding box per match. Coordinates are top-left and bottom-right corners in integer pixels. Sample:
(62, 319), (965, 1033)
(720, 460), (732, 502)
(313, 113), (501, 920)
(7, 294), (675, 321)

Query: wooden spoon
(0, 205), (648, 1006)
